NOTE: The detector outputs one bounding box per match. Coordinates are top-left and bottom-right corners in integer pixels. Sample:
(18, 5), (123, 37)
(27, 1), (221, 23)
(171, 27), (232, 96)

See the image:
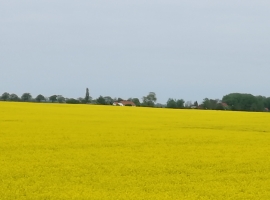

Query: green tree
(57, 95), (65, 103)
(49, 95), (58, 102)
(21, 93), (32, 101)
(9, 94), (20, 101)
(142, 92), (157, 107)
(176, 99), (185, 108)
(104, 96), (113, 105)
(167, 98), (176, 108)
(35, 94), (45, 102)
(85, 88), (90, 103)
(222, 93), (263, 111)
(66, 98), (80, 104)
(201, 98), (219, 109)
(128, 98), (141, 106)
(96, 96), (106, 105)
(117, 98), (124, 102)
(265, 97), (270, 110)
(1, 92), (10, 101)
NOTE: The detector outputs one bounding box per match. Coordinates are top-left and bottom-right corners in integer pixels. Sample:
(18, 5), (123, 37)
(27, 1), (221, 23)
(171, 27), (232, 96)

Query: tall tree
(167, 98), (177, 108)
(85, 88), (90, 103)
(9, 94), (20, 101)
(96, 96), (106, 105)
(21, 93), (32, 101)
(57, 95), (65, 103)
(1, 92), (10, 101)
(35, 94), (45, 102)
(142, 92), (157, 107)
(49, 95), (58, 102)
(176, 99), (185, 108)
(104, 96), (113, 105)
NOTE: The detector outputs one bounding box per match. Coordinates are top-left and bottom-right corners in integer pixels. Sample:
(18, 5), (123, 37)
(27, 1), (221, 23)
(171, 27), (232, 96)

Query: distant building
(113, 100), (136, 106)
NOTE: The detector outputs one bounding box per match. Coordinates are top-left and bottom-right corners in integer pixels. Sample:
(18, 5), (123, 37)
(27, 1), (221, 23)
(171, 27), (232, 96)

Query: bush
(66, 98), (80, 104)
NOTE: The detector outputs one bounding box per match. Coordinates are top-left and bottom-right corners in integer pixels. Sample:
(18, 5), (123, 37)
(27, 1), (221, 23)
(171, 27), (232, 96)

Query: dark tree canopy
(222, 93), (265, 112)
(167, 98), (177, 108)
(96, 96), (106, 105)
(117, 98), (124, 102)
(85, 88), (90, 103)
(66, 98), (80, 104)
(201, 98), (219, 110)
(35, 94), (45, 102)
(176, 99), (185, 108)
(104, 96), (113, 105)
(21, 93), (32, 102)
(9, 94), (20, 101)
(128, 98), (141, 106)
(49, 95), (58, 102)
(1, 92), (10, 101)
(57, 95), (65, 103)
(142, 92), (157, 107)
(167, 98), (184, 108)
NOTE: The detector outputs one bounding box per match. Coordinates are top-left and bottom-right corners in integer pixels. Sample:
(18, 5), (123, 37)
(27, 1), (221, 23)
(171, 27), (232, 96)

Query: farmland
(1, 102), (270, 199)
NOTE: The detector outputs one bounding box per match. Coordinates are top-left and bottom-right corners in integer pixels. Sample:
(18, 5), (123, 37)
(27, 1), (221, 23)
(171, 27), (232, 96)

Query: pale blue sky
(1, 0), (270, 103)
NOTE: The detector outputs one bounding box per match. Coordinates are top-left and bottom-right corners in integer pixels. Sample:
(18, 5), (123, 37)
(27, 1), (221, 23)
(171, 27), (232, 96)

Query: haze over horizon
(1, 1), (270, 103)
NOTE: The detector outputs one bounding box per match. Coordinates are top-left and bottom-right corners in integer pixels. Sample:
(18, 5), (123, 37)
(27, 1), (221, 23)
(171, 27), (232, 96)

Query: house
(113, 100), (136, 106)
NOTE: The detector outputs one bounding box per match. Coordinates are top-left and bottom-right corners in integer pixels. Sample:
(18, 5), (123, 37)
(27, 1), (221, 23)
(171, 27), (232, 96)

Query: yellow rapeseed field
(1, 102), (270, 199)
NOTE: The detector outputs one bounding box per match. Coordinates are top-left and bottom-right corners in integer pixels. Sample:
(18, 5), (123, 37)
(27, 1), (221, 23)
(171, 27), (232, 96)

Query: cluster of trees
(0, 92), (68, 103)
(0, 89), (157, 107)
(196, 93), (270, 112)
(222, 93), (270, 112)
(94, 92), (156, 107)
(1, 89), (270, 112)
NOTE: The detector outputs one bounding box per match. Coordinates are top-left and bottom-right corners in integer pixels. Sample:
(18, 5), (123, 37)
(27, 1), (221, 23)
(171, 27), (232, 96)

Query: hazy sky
(1, 1), (270, 103)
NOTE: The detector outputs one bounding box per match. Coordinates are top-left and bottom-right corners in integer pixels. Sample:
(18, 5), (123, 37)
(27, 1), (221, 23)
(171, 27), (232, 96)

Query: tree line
(1, 89), (270, 112)
(0, 89), (157, 107)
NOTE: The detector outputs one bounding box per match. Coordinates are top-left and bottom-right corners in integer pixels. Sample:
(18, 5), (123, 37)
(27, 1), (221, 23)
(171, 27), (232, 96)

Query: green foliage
(176, 99), (185, 108)
(128, 98), (141, 106)
(85, 88), (90, 103)
(104, 96), (113, 105)
(1, 92), (10, 101)
(35, 94), (45, 102)
(66, 98), (80, 104)
(49, 95), (58, 103)
(222, 93), (265, 112)
(9, 94), (20, 101)
(57, 95), (65, 103)
(96, 96), (106, 105)
(142, 92), (157, 107)
(167, 98), (177, 108)
(167, 98), (185, 108)
(201, 98), (220, 110)
(117, 98), (124, 102)
(21, 93), (32, 102)
(265, 97), (270, 110)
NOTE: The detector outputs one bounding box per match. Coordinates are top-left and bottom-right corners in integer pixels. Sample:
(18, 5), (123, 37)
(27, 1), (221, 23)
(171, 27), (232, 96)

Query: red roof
(113, 101), (136, 106)
(120, 101), (136, 106)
